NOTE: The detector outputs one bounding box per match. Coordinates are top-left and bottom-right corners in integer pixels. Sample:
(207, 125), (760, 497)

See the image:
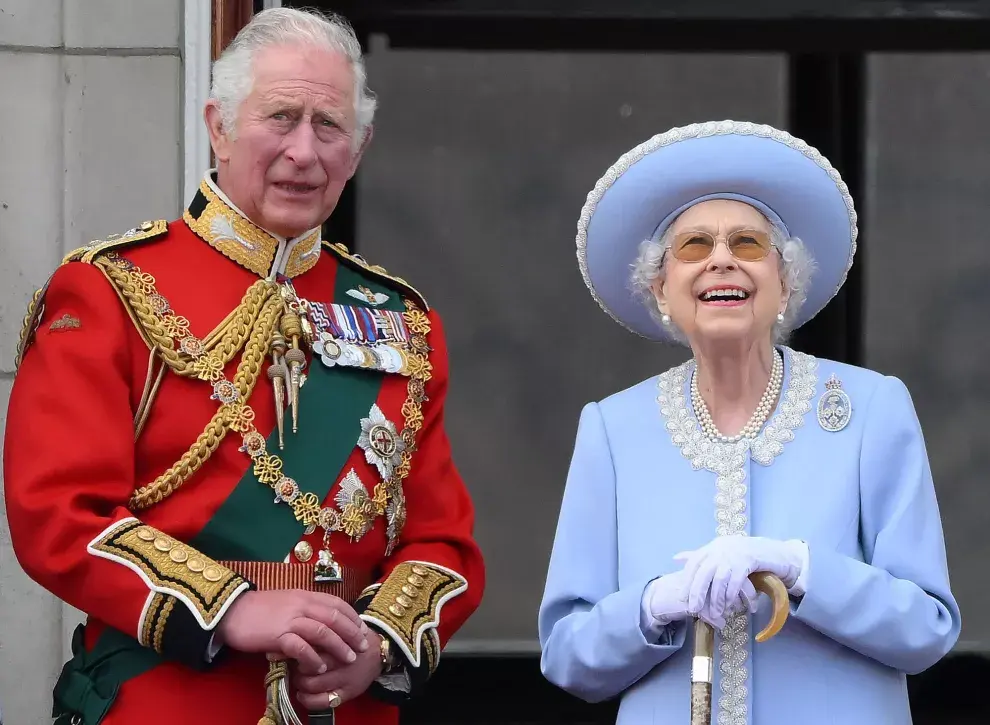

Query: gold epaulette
(322, 241), (430, 312)
(14, 220), (170, 370)
(66, 219), (170, 265)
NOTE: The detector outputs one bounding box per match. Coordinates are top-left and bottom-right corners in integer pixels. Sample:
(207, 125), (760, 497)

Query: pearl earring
(661, 314), (671, 325)
(776, 312), (784, 323)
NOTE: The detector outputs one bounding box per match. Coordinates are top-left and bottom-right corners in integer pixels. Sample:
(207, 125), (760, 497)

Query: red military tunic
(3, 175), (485, 724)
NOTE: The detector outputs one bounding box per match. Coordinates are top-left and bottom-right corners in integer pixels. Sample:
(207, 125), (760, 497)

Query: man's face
(207, 43), (369, 239)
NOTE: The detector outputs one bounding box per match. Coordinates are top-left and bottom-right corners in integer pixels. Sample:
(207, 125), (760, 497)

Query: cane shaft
(690, 619), (715, 725)
(691, 682), (712, 725)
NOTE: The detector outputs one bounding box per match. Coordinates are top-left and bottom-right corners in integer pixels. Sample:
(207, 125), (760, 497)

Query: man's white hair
(629, 218), (817, 345)
(210, 7), (376, 148)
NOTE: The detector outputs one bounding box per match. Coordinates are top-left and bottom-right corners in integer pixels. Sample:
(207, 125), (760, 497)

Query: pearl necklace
(691, 349), (783, 443)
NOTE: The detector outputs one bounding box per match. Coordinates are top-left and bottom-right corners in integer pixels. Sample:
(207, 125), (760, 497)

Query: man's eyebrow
(313, 106), (345, 119)
(258, 97), (301, 112)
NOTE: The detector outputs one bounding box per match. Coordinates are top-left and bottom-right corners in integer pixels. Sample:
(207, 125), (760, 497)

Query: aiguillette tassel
(279, 312), (307, 434)
(268, 333), (288, 449)
(285, 348), (306, 433)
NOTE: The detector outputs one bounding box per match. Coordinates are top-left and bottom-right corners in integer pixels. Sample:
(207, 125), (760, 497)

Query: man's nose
(283, 121), (318, 167)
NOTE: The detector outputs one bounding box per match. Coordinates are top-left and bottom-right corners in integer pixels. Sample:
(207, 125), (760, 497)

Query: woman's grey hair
(629, 219), (816, 345)
(210, 7), (377, 149)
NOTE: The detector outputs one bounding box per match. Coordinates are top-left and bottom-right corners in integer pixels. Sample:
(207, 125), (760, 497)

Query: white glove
(642, 569), (693, 628)
(641, 568), (756, 633)
(674, 535), (808, 628)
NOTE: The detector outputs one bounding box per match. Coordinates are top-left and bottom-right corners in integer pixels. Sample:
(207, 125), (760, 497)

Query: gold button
(187, 557), (206, 573)
(169, 547), (188, 563)
(136, 527), (156, 541)
(396, 594), (412, 608)
(153, 538), (172, 552)
(294, 541), (313, 563)
(411, 565), (429, 577)
(401, 585), (419, 598)
(389, 604), (406, 617)
(407, 574), (424, 587)
(202, 566), (224, 582)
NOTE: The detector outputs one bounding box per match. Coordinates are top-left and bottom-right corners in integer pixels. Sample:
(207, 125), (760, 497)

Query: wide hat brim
(576, 120), (858, 342)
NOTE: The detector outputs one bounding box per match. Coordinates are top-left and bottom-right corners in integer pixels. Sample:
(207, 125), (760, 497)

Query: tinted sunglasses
(666, 229), (777, 263)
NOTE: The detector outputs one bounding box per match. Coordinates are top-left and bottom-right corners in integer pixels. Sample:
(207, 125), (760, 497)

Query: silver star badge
(357, 404), (406, 480)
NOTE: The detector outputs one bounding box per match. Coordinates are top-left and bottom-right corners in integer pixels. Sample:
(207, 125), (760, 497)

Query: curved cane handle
(690, 571), (791, 725)
(749, 571), (790, 643)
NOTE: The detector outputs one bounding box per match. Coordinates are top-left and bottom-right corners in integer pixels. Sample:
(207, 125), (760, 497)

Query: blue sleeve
(537, 401), (686, 703)
(792, 375), (961, 674)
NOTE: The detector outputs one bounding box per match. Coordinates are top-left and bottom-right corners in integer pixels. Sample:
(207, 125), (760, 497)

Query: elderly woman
(537, 121), (961, 724)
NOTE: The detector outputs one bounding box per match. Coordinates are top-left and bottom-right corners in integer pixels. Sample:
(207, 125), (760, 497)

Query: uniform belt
(220, 561), (375, 604)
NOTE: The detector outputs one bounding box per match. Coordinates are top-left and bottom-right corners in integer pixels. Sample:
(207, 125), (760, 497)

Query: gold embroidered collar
(183, 173), (322, 279)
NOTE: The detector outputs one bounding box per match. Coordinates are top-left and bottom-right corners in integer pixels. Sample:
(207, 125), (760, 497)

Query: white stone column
(0, 1), (185, 722)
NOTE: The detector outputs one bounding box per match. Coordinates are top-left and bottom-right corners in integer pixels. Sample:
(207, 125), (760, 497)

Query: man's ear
(346, 124), (374, 179)
(204, 100), (232, 163)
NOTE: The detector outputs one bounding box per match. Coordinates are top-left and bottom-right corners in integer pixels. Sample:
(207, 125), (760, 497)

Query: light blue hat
(576, 120), (858, 341)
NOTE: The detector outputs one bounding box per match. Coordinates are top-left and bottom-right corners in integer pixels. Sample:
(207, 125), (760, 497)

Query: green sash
(53, 626), (161, 725)
(54, 264), (402, 724)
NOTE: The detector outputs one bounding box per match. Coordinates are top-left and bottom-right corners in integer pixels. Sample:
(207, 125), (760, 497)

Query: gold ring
(327, 691), (342, 709)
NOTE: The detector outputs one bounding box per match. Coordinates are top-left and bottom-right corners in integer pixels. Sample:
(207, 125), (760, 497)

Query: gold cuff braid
(359, 561), (468, 670)
(88, 518), (250, 642)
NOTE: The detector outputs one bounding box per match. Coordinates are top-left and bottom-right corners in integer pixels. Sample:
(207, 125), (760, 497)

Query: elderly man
(3, 7), (484, 725)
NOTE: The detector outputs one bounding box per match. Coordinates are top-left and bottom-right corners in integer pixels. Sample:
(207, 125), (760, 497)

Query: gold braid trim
(13, 221), (169, 372)
(92, 252), (284, 509)
(14, 286), (47, 370)
(139, 592), (167, 648)
(359, 561), (468, 670)
(132, 305), (281, 508)
(88, 518), (250, 637)
(95, 254), (274, 378)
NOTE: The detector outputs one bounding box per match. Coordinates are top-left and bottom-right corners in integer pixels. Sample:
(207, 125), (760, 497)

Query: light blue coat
(538, 346), (961, 725)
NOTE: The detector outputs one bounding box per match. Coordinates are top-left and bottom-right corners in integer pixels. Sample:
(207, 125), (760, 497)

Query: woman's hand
(645, 568), (758, 631)
(643, 569), (693, 626)
(674, 535), (807, 626)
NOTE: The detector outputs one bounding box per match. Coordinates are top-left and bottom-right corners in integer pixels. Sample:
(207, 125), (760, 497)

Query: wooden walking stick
(690, 571), (790, 725)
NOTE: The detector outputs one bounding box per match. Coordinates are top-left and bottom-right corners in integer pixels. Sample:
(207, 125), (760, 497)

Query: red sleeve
(3, 260), (250, 668)
(356, 307), (485, 696)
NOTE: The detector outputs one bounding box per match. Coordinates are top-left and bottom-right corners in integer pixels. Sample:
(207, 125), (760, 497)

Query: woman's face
(652, 199), (788, 347)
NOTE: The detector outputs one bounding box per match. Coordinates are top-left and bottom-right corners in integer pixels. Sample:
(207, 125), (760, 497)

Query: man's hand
(214, 590), (370, 673)
(293, 631), (387, 711)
